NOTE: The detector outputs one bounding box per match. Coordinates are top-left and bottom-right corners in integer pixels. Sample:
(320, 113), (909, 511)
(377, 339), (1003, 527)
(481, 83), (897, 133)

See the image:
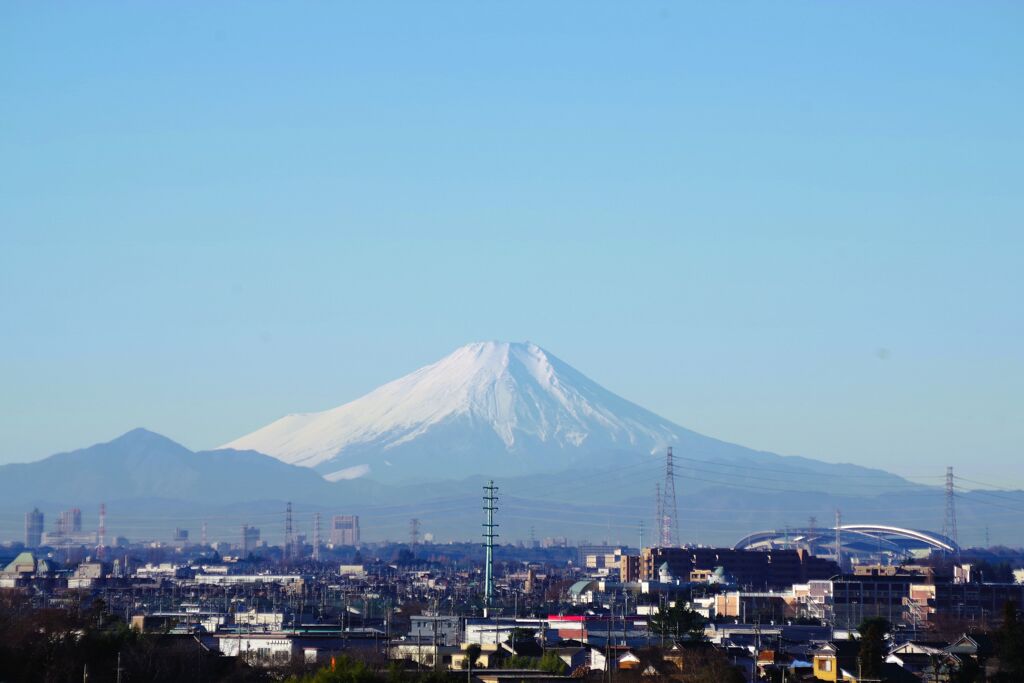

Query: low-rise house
(410, 615), (462, 646)
(616, 650), (642, 670)
(944, 632), (993, 664)
(68, 561), (105, 588)
(662, 640), (717, 671)
(234, 609), (286, 631)
(546, 646), (587, 671)
(390, 639), (460, 669)
(885, 651), (959, 680)
(588, 645), (640, 671)
(811, 641), (859, 682)
(449, 642), (509, 670)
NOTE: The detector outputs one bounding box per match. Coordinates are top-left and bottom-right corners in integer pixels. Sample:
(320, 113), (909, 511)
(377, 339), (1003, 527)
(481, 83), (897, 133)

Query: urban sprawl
(3, 473), (1024, 682)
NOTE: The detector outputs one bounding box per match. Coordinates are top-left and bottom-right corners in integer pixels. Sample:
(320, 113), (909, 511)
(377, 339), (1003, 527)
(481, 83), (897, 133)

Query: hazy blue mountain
(0, 428), (353, 505)
(0, 428), (1018, 547)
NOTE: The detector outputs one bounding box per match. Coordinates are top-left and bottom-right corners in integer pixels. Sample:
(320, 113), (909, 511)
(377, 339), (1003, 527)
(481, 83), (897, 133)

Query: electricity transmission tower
(943, 466), (960, 561)
(97, 503), (106, 560)
(660, 447), (679, 547)
(654, 483), (662, 546)
(834, 509), (843, 572)
(284, 502), (294, 563)
(409, 518), (421, 550)
(482, 481), (499, 616)
(312, 513), (321, 561)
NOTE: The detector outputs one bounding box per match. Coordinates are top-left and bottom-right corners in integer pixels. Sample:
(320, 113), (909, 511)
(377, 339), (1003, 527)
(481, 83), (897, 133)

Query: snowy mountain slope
(221, 341), (912, 489)
(223, 341), (681, 478)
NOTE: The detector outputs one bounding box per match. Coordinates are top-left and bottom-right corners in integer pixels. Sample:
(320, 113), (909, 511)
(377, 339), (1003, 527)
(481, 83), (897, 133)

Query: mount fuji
(3, 341), (997, 543)
(222, 341), (908, 492)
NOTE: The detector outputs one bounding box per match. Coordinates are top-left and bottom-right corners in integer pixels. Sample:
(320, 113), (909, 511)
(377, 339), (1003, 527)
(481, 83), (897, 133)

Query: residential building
(811, 641), (859, 682)
(908, 581), (1024, 623)
(330, 515), (360, 546)
(42, 507), (96, 547)
(24, 508), (44, 548)
(214, 632), (346, 666)
(241, 525), (261, 556)
(57, 508), (82, 535)
(639, 546), (838, 588)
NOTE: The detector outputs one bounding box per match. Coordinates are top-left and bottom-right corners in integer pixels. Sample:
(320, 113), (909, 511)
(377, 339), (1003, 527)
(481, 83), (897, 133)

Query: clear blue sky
(1, 2), (1021, 485)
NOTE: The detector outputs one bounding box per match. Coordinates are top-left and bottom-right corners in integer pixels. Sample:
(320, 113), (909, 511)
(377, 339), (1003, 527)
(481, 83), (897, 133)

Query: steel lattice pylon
(482, 480), (499, 614)
(660, 447), (679, 546)
(943, 466), (960, 560)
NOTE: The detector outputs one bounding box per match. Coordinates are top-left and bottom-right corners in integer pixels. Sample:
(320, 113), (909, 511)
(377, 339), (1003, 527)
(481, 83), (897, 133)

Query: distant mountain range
(0, 428), (341, 505)
(1, 341), (1019, 546)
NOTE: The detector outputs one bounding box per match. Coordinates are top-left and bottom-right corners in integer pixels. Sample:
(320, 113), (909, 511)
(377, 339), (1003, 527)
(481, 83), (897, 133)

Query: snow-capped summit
(222, 341), (684, 482)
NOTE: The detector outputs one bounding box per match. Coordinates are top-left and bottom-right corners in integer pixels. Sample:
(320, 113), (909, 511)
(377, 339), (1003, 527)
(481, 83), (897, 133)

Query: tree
(856, 617), (890, 680)
(675, 647), (745, 683)
(464, 644), (482, 669)
(995, 601), (1024, 680)
(650, 604), (706, 642)
(951, 656), (983, 683)
(505, 626), (536, 644)
(539, 651), (568, 675)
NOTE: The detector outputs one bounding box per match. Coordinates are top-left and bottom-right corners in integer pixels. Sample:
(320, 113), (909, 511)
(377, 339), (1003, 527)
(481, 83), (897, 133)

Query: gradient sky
(1, 2), (1021, 486)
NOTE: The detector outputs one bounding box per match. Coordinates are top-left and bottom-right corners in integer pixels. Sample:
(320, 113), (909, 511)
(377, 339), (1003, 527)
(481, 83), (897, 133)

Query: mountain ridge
(0, 428), (350, 505)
